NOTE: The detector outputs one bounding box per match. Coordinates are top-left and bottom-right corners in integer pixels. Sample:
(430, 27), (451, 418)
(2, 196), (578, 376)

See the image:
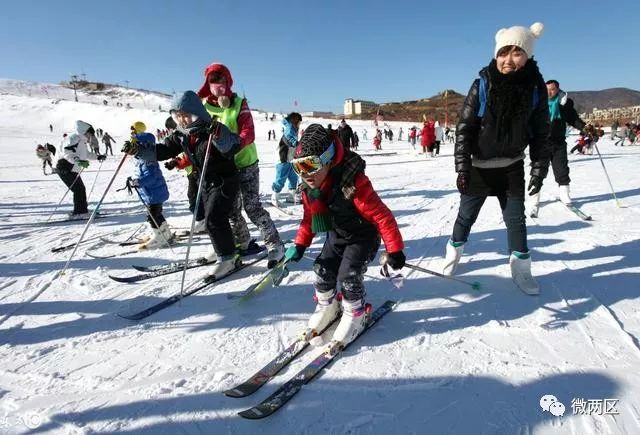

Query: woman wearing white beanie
(440, 22), (552, 295)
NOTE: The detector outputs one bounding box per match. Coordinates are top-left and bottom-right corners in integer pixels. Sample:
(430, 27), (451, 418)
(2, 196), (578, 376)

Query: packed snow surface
(0, 80), (638, 434)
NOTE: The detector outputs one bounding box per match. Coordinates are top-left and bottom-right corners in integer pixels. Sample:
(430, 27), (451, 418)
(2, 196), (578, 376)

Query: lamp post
(70, 74), (78, 102)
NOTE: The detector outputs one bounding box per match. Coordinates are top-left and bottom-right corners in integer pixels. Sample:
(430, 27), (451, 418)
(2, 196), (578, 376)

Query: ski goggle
(291, 143), (335, 176)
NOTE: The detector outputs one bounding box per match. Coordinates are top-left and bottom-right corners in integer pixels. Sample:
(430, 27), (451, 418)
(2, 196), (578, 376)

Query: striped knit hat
(295, 124), (332, 159)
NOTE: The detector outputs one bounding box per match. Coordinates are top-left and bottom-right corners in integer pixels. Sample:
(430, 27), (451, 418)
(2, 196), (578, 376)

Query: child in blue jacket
(129, 121), (172, 249)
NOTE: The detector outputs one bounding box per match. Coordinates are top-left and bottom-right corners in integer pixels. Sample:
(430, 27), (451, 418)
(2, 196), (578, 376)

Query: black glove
(127, 177), (140, 189)
(528, 175), (543, 196)
(121, 140), (138, 155)
(385, 251), (406, 270)
(164, 159), (178, 170)
(97, 154), (107, 162)
(456, 171), (470, 195)
(207, 119), (220, 136)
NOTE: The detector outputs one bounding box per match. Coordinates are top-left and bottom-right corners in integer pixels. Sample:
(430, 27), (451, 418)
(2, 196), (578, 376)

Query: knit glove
(121, 140), (139, 155)
(77, 160), (90, 169)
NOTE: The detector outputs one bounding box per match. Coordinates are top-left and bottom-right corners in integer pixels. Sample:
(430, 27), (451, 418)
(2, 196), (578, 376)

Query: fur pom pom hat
(494, 22), (544, 58)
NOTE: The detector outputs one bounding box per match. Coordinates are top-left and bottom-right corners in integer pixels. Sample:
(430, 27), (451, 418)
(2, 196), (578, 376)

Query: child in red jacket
(284, 124), (405, 346)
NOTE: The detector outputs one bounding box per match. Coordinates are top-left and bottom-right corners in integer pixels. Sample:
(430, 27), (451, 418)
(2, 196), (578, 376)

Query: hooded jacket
(197, 63), (257, 169)
(135, 91), (238, 185)
(59, 132), (88, 172)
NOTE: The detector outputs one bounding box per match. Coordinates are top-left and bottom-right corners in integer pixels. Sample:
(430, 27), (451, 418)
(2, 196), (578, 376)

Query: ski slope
(0, 82), (639, 434)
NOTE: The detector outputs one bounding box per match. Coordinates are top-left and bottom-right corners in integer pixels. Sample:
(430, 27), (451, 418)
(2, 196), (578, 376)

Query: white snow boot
(193, 219), (207, 234)
(442, 240), (464, 276)
(209, 254), (241, 278)
(558, 185), (572, 205)
(530, 191), (541, 218)
(267, 242), (285, 269)
(301, 289), (341, 341)
(510, 251), (539, 295)
(158, 221), (174, 242)
(332, 298), (371, 346)
(288, 188), (300, 204)
(138, 226), (162, 250)
(271, 191), (280, 206)
(205, 244), (217, 262)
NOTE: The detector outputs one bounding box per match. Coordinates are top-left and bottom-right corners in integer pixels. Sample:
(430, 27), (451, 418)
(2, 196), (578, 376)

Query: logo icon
(540, 394), (565, 417)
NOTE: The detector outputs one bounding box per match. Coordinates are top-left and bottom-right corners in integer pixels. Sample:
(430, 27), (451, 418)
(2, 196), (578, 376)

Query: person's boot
(267, 242), (285, 269)
(138, 226), (162, 250)
(558, 185), (572, 205)
(193, 219), (207, 234)
(442, 240), (464, 276)
(510, 251), (539, 295)
(331, 298), (371, 346)
(530, 191), (541, 218)
(301, 289), (341, 341)
(209, 254), (241, 278)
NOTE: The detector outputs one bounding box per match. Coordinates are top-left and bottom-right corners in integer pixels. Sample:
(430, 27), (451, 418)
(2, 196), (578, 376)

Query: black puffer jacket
(454, 59), (551, 178)
(157, 128), (237, 187)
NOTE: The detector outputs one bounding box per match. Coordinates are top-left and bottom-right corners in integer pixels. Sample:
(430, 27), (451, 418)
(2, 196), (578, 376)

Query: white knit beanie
(494, 22), (544, 58)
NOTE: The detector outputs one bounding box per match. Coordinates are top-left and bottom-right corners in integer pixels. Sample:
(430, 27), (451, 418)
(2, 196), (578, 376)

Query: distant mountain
(568, 88), (640, 114)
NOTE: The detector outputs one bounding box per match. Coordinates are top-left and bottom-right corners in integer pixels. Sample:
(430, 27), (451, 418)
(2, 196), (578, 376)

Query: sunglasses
(291, 143), (335, 176)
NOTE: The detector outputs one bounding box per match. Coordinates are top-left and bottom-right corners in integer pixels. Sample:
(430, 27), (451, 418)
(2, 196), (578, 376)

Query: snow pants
(187, 172), (205, 221)
(452, 194), (528, 254)
(313, 231), (381, 302)
(146, 203), (166, 229)
(229, 163), (282, 250)
(203, 175), (239, 257)
(550, 139), (570, 185)
(272, 162), (298, 193)
(56, 159), (88, 214)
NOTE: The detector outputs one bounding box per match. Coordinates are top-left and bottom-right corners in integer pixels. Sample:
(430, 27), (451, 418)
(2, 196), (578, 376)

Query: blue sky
(1, 0), (638, 113)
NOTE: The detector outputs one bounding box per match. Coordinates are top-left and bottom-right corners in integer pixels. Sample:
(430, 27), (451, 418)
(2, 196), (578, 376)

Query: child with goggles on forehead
(284, 124), (406, 346)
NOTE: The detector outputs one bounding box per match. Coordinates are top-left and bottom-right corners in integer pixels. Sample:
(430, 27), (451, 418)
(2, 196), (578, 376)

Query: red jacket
(421, 121), (435, 146)
(294, 143), (404, 254)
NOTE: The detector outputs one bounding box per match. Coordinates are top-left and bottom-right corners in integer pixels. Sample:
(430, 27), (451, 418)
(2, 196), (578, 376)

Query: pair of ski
(118, 252), (270, 320)
(227, 300), (397, 419)
(107, 242), (266, 283)
(530, 199), (592, 221)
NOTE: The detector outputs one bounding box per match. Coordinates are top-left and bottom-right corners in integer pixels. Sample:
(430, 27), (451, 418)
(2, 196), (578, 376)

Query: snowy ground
(0, 87), (639, 434)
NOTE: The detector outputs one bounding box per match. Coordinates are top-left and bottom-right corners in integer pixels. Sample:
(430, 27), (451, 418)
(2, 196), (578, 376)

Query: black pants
(147, 204), (166, 228)
(550, 139), (570, 185)
(203, 177), (239, 257)
(105, 143), (113, 156)
(434, 140), (441, 155)
(452, 194), (528, 253)
(313, 231), (380, 301)
(569, 144), (583, 154)
(187, 173), (205, 221)
(56, 159), (88, 214)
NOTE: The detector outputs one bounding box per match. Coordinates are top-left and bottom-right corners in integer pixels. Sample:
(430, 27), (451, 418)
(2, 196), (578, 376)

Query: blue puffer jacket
(133, 133), (170, 205)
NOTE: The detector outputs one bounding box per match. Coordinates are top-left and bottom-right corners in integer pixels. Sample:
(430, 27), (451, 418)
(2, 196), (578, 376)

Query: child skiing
(284, 124), (405, 346)
(440, 22), (551, 295)
(122, 91), (241, 276)
(272, 112), (302, 205)
(128, 121), (172, 250)
(197, 62), (285, 268)
(36, 143), (56, 174)
(54, 120), (94, 218)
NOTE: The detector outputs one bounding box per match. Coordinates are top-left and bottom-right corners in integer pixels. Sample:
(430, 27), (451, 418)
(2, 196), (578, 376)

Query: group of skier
(43, 20), (607, 345)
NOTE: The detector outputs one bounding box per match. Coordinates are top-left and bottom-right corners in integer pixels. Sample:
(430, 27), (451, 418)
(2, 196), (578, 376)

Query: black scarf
(486, 58), (542, 136)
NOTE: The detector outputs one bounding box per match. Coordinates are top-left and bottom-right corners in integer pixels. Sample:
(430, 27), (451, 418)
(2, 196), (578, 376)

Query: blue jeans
(452, 194), (528, 253)
(272, 162), (298, 193)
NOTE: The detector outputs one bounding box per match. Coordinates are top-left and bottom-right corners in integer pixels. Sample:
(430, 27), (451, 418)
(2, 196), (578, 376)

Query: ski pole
(86, 159), (104, 203)
(593, 143), (622, 208)
(46, 168), (85, 222)
(403, 262), (481, 290)
(130, 182), (175, 252)
(180, 132), (215, 296)
(60, 154), (128, 276)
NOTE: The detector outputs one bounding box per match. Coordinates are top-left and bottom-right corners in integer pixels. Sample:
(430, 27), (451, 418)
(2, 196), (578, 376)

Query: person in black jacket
(441, 22), (551, 295)
(530, 79), (586, 212)
(337, 119), (354, 150)
(122, 91), (242, 277)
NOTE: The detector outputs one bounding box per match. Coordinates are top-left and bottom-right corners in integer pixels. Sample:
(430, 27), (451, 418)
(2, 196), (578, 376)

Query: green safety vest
(203, 96), (258, 168)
